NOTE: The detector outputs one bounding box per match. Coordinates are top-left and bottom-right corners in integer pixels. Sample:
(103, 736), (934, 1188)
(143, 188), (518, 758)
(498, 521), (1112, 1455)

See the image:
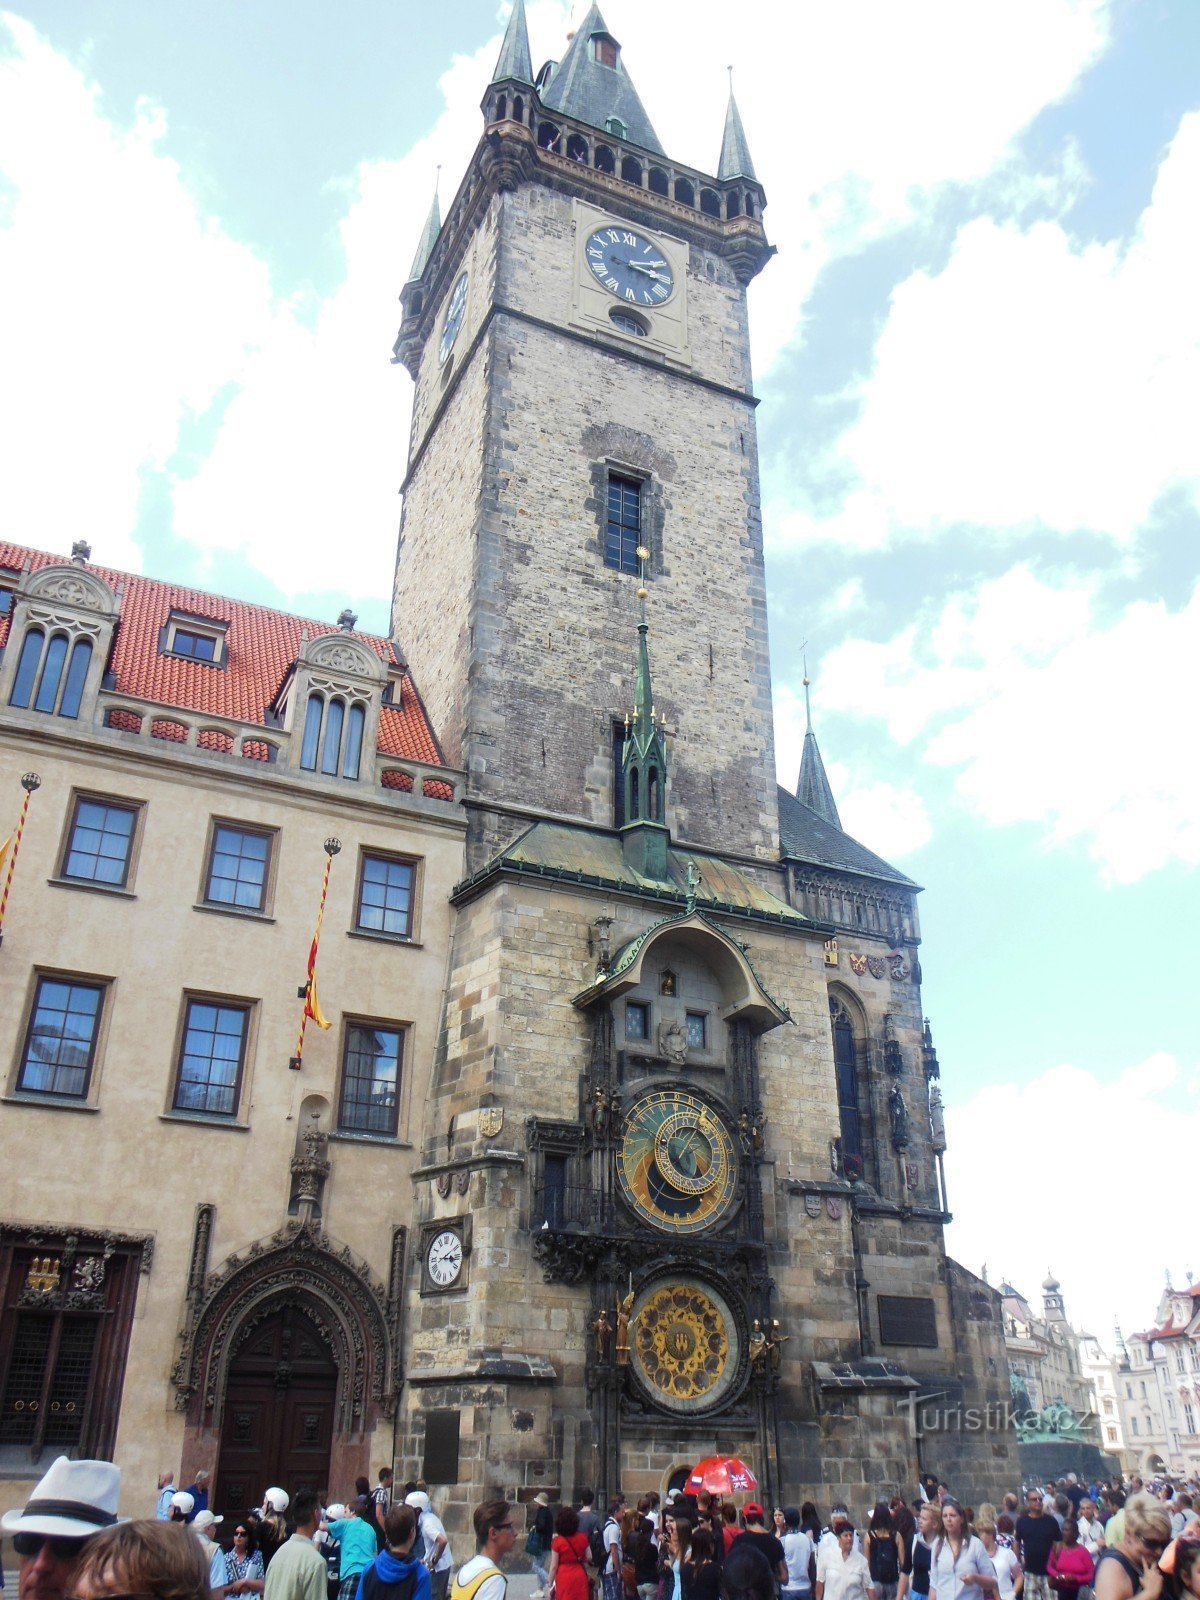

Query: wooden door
(215, 1304), (336, 1518)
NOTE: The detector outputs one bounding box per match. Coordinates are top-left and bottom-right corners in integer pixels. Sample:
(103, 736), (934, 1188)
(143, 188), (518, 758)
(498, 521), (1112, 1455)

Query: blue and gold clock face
(585, 224), (675, 308)
(618, 1089), (738, 1234)
(438, 271), (469, 365)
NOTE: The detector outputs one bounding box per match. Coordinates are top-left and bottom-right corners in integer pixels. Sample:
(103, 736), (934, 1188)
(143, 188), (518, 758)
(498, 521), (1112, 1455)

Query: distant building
(1117, 1281), (1200, 1476)
(1001, 1274), (1095, 1428)
(1078, 1330), (1128, 1467)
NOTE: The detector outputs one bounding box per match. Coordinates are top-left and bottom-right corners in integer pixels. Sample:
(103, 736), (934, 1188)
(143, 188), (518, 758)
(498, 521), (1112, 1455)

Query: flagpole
(289, 836), (341, 1070)
(0, 773), (42, 950)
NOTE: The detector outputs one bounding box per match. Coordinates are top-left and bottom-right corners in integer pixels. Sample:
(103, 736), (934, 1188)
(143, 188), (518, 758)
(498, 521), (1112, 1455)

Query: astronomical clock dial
(629, 1279), (741, 1415)
(617, 1089), (738, 1234)
(425, 1228), (463, 1288)
(438, 271), (469, 365)
(584, 223), (676, 308)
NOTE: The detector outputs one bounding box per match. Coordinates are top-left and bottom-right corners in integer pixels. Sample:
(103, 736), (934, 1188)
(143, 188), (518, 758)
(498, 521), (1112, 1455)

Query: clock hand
(627, 263), (671, 281)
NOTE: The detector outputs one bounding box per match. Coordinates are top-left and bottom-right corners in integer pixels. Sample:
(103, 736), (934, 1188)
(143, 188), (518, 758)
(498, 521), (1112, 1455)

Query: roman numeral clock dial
(585, 225), (675, 307)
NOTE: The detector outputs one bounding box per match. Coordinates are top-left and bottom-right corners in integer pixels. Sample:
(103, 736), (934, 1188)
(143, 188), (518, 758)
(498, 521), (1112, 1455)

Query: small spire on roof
(717, 77), (757, 183)
(406, 179), (441, 284)
(795, 657), (842, 830)
(336, 608), (358, 632)
(71, 539), (92, 566)
(491, 0), (534, 87)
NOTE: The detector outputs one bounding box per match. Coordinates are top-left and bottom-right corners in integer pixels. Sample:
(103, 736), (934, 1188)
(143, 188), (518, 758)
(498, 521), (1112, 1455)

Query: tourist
(405, 1494), (451, 1600)
(1047, 1521), (1093, 1600)
(578, 1492), (603, 1576)
(816, 1521), (874, 1600)
(264, 1489), (329, 1600)
(668, 1517), (694, 1600)
(2, 1457), (124, 1600)
(326, 1501), (380, 1600)
(867, 1505), (904, 1600)
(929, 1500), (997, 1600)
(1093, 1494), (1169, 1600)
(602, 1497), (627, 1600)
(168, 1495), (194, 1526)
(904, 1502), (940, 1600)
(528, 1495), (555, 1600)
(192, 1511), (229, 1598)
(371, 1475), (394, 1551)
(1016, 1493), (1058, 1600)
(1078, 1505), (1107, 1560)
(691, 1530), (721, 1600)
(70, 1520), (208, 1600)
(184, 1474), (212, 1524)
(260, 1492), (291, 1572)
(449, 1501), (514, 1600)
(721, 1508), (740, 1559)
(734, 1505), (786, 1590)
(225, 1521), (267, 1597)
(781, 1508), (815, 1600)
(974, 1518), (1020, 1600)
(547, 1507), (592, 1600)
(802, 1512), (823, 1547)
(722, 1544), (776, 1600)
(155, 1474), (177, 1522)
(357, 1504), (429, 1600)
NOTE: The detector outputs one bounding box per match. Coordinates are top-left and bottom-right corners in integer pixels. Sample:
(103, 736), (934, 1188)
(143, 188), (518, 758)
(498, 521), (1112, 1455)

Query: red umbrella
(685, 1456), (758, 1495)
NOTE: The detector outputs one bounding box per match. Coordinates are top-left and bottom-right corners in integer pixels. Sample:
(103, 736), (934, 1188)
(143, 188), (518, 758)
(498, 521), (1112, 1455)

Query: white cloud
(944, 1051), (1199, 1347)
(823, 565), (1200, 882)
(782, 109), (1200, 549)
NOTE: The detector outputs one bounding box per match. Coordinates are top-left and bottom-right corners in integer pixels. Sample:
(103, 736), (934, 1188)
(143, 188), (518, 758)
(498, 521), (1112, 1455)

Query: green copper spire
(717, 78), (757, 182)
(796, 660), (842, 829)
(620, 546), (670, 879)
(406, 182), (441, 284)
(491, 0), (533, 87)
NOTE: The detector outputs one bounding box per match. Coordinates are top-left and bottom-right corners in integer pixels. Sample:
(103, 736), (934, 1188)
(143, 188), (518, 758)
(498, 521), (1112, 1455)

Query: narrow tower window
(830, 997), (865, 1180)
(605, 474), (643, 574)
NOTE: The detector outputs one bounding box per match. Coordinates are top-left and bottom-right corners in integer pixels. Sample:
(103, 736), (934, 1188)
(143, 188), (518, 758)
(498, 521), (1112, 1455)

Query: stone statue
(608, 1089), (623, 1139)
(749, 1318), (768, 1370)
(738, 1111), (754, 1156)
(593, 1308), (612, 1361)
(658, 1018), (688, 1065)
(768, 1318), (789, 1371)
(829, 1138), (843, 1178)
(888, 1084), (909, 1148)
(928, 1083), (946, 1151)
(616, 1291), (634, 1366)
(591, 1087), (607, 1139)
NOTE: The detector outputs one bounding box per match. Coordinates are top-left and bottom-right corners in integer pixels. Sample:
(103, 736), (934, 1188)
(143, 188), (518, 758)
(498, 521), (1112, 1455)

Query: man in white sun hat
(1, 1455), (122, 1600)
(192, 1509), (229, 1595)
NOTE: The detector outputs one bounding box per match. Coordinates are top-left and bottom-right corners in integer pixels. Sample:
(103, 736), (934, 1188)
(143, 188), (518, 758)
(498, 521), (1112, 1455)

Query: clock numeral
(606, 229), (620, 242)
(652, 284), (668, 300)
(625, 288), (636, 302)
(606, 278), (620, 291)
(592, 261), (607, 276)
(620, 230), (637, 246)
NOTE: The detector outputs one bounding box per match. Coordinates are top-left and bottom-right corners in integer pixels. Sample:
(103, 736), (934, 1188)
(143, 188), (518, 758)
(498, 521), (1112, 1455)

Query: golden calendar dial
(617, 1089), (738, 1234)
(629, 1279), (741, 1414)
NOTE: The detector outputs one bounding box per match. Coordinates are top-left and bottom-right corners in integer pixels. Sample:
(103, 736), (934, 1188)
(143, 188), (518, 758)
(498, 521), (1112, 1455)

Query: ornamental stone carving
(24, 565), (120, 615)
(303, 633), (387, 683)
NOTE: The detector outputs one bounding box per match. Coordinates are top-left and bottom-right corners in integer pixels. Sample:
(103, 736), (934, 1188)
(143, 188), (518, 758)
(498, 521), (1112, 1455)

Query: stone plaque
(878, 1294), (939, 1349)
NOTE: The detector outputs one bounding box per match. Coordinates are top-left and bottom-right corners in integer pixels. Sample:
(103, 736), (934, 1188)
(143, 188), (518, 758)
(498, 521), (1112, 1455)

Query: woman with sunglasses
(226, 1522), (266, 1596)
(1094, 1495), (1169, 1600)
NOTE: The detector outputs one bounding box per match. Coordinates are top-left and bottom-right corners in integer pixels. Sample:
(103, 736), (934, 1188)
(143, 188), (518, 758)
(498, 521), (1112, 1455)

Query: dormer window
(605, 116), (627, 138)
(593, 34), (619, 69)
(160, 612), (228, 667)
(300, 692), (367, 780)
(0, 572), (17, 616)
(9, 628), (93, 719)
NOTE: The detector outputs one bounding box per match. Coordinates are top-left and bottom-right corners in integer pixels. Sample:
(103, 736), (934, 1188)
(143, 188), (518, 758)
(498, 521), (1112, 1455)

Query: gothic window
(537, 121), (561, 152)
(355, 852), (417, 939)
(9, 629), (92, 719)
(17, 977), (106, 1099)
(612, 720), (627, 827)
(567, 132), (589, 164)
(0, 1238), (142, 1467)
(338, 1021), (405, 1137)
(605, 473), (642, 573)
(830, 996), (865, 1181)
(173, 998), (250, 1116)
(594, 143), (616, 175)
(299, 692), (366, 779)
(540, 1152), (568, 1227)
(203, 823), (274, 913)
(60, 797), (139, 889)
(674, 177), (695, 207)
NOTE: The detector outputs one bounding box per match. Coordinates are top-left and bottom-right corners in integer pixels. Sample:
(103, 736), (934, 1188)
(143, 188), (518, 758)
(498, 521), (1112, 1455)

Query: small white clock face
(426, 1228), (463, 1287)
(438, 272), (469, 365)
(585, 225), (675, 308)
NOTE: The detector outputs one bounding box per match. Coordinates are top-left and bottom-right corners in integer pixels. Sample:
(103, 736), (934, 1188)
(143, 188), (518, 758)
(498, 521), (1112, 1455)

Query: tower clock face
(617, 1089), (738, 1234)
(426, 1228), (463, 1287)
(585, 224), (675, 308)
(438, 271), (469, 365)
(629, 1278), (741, 1414)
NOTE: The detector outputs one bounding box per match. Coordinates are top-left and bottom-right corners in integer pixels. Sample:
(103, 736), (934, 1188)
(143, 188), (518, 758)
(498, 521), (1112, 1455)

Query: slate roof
(456, 817), (812, 928)
(796, 725), (842, 828)
(407, 190), (441, 284)
(539, 3), (664, 155)
(777, 784), (918, 889)
(0, 541), (442, 766)
(717, 92), (757, 182)
(491, 0), (534, 86)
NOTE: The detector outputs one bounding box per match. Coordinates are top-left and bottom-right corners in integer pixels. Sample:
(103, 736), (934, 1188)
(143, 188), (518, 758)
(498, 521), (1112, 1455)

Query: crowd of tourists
(4, 1456), (1200, 1600)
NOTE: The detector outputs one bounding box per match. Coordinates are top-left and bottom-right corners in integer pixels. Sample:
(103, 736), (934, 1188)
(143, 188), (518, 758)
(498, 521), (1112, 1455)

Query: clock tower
(391, 1), (1017, 1525)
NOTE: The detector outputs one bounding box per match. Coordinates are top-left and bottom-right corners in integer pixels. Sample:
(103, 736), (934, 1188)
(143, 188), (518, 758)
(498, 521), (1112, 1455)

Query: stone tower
(391, 0), (778, 871)
(390, 3), (1018, 1529)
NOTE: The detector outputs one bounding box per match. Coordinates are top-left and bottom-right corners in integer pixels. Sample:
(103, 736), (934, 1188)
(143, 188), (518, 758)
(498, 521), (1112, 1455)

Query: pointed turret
(796, 669), (842, 829)
(491, 0), (533, 87)
(620, 549), (670, 880)
(540, 3), (664, 154)
(407, 187), (441, 284)
(717, 88), (757, 182)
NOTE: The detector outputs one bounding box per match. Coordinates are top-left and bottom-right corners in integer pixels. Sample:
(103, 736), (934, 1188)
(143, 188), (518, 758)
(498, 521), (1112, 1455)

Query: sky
(1, 0), (1197, 1352)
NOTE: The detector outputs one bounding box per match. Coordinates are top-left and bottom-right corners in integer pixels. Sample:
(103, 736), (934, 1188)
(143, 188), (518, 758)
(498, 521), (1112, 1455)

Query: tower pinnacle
(491, 0), (534, 87)
(795, 663), (842, 830)
(406, 183), (441, 284)
(717, 82), (757, 182)
(620, 546), (670, 880)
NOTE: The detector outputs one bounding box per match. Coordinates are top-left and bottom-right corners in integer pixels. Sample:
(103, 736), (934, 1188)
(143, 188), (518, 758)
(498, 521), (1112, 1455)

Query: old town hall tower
(390, 2), (1016, 1517)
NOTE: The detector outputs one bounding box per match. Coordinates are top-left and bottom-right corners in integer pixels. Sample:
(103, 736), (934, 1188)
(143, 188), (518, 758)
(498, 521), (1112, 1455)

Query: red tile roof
(0, 541), (442, 767)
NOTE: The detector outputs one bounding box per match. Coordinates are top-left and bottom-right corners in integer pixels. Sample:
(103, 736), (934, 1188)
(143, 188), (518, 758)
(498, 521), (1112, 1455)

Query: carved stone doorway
(214, 1303), (337, 1516)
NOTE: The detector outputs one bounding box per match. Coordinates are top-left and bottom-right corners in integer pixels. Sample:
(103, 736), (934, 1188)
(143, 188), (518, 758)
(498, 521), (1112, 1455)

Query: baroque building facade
(1116, 1282), (1200, 1478)
(0, 1), (1018, 1529)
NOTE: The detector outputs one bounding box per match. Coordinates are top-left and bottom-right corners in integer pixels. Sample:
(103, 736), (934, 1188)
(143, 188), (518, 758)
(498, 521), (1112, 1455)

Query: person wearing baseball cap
(1, 1455), (122, 1600)
(732, 1505), (787, 1590)
(191, 1510), (228, 1594)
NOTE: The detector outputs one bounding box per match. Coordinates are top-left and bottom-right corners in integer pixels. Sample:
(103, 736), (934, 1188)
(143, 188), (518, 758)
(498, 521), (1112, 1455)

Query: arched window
(538, 121), (561, 152)
(567, 132), (589, 164)
(628, 765), (640, 820)
(512, 95), (525, 124)
(621, 155), (643, 186)
(343, 702), (365, 781)
(674, 177), (695, 207)
(594, 143), (616, 175)
(648, 167), (670, 197)
(830, 996), (864, 1180)
(300, 692), (368, 780)
(647, 766), (660, 821)
(726, 191), (742, 219)
(8, 629), (94, 718)
(320, 697), (345, 775)
(700, 188), (722, 218)
(300, 692), (324, 770)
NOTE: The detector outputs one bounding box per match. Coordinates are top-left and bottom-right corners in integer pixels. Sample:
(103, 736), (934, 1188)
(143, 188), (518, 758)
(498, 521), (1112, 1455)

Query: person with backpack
(868, 1506), (904, 1600)
(578, 1493), (604, 1588)
(357, 1505), (431, 1600)
(602, 1497), (627, 1600)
